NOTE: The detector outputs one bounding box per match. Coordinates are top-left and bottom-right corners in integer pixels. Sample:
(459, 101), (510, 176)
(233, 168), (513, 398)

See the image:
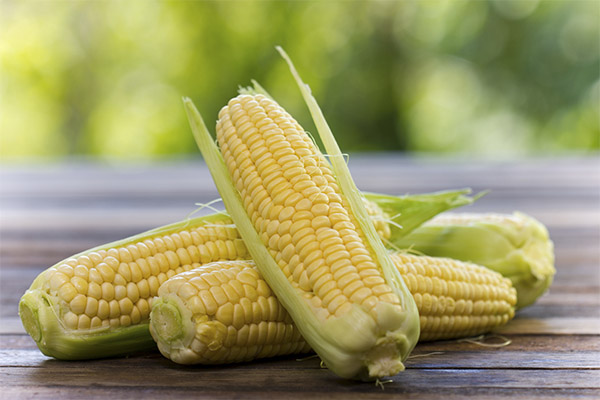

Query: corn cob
(19, 190), (471, 360)
(185, 51), (419, 380)
(150, 255), (516, 364)
(18, 214), (243, 360)
(391, 212), (555, 309)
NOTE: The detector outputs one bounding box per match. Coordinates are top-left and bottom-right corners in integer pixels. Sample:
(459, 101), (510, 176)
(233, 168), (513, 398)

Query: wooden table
(1, 155), (599, 399)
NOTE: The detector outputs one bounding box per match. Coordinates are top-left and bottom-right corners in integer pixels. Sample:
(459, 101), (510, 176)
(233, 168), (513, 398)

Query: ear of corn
(185, 73), (421, 380)
(150, 254), (516, 364)
(18, 190), (471, 360)
(391, 212), (555, 309)
(18, 213), (244, 360)
(149, 261), (313, 365)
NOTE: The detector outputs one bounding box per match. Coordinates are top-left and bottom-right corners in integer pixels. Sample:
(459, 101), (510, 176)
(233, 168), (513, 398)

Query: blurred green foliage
(1, 0), (598, 160)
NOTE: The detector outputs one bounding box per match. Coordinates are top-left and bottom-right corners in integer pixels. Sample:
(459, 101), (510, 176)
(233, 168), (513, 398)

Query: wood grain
(1, 157), (599, 399)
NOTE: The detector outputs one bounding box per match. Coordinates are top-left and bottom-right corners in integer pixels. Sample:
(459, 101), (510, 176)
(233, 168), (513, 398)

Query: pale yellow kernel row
(419, 313), (513, 341)
(45, 221), (248, 331)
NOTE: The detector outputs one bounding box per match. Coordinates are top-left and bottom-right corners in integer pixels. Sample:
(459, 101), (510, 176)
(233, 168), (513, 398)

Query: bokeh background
(1, 0), (598, 161)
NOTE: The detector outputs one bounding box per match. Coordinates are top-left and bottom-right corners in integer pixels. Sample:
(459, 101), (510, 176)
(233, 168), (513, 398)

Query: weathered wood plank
(0, 319), (27, 335)
(516, 305), (600, 319)
(497, 318), (600, 335)
(0, 385), (598, 400)
(534, 290), (600, 307)
(0, 335), (38, 350)
(1, 362), (598, 392)
(2, 157), (597, 193)
(1, 347), (598, 369)
(415, 334), (600, 352)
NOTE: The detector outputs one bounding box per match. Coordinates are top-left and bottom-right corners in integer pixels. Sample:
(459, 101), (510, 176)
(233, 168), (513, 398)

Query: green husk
(19, 291), (154, 360)
(364, 189), (479, 241)
(390, 212), (555, 309)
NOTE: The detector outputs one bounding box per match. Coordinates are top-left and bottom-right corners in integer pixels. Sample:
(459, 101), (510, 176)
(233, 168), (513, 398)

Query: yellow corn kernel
(97, 300), (109, 320)
(69, 294), (87, 315)
(58, 283), (78, 303)
(84, 297), (98, 318)
(77, 314), (91, 330)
